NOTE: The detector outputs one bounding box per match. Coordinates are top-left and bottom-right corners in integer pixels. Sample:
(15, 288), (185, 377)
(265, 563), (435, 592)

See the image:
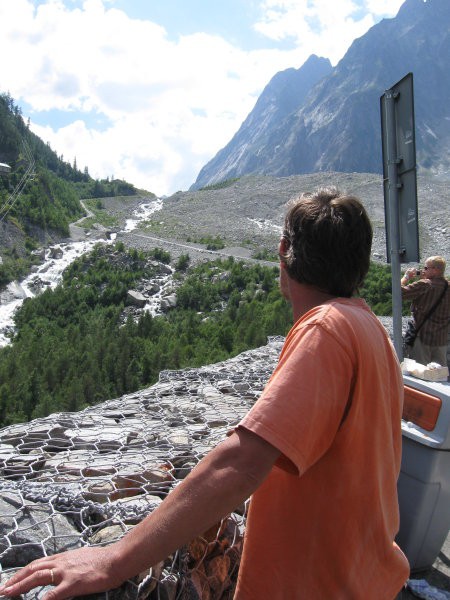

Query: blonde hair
(426, 256), (446, 275)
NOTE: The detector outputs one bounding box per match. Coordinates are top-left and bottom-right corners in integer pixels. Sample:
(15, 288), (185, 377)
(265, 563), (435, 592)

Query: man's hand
(401, 267), (420, 284)
(0, 544), (124, 600)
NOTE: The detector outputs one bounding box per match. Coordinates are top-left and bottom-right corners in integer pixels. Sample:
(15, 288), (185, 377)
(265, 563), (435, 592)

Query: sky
(0, 0), (405, 197)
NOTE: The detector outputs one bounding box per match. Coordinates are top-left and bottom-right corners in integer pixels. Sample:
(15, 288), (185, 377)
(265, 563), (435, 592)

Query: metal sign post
(383, 91), (403, 359)
(380, 73), (419, 361)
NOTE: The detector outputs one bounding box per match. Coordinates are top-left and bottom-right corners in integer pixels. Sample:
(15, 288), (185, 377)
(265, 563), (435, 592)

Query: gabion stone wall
(0, 338), (284, 599)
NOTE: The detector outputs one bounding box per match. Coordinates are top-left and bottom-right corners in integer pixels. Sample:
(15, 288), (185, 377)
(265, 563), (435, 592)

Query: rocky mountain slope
(190, 54), (332, 189)
(134, 172), (450, 268)
(192, 0), (450, 189)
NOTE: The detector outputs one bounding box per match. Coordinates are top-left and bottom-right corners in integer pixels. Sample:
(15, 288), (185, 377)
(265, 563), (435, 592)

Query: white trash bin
(396, 376), (450, 572)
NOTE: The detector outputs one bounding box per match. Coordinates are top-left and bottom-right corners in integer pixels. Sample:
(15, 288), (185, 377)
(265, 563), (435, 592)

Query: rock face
(192, 0), (450, 189)
(191, 54), (332, 189)
(0, 336), (284, 599)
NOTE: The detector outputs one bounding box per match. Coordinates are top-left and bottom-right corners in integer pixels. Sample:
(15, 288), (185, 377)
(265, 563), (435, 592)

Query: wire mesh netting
(0, 337), (284, 599)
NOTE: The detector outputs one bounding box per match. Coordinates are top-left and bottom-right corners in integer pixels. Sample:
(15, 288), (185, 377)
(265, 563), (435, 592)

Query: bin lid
(402, 375), (450, 449)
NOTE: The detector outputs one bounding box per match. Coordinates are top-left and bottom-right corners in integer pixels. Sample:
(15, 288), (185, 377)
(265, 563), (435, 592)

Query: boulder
(127, 290), (147, 308)
(160, 294), (177, 311)
(0, 492), (81, 568)
(144, 282), (161, 295)
(49, 246), (63, 259)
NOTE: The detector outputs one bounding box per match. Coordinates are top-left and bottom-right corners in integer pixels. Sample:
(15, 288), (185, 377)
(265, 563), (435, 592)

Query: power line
(0, 139), (36, 222)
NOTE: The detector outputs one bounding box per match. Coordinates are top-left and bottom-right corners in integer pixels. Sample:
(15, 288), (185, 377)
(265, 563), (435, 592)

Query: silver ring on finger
(49, 568), (55, 584)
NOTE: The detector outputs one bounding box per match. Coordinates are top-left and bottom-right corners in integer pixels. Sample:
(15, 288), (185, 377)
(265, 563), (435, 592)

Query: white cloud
(254, 0), (404, 65)
(1, 0), (270, 194)
(0, 0), (404, 196)
(365, 0), (404, 14)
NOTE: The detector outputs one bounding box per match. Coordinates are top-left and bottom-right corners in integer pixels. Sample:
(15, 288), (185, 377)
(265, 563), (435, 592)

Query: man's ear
(279, 236), (289, 257)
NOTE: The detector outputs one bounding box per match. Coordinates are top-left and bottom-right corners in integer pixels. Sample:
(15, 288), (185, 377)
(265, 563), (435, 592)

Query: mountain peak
(191, 55), (332, 190)
(191, 0), (450, 189)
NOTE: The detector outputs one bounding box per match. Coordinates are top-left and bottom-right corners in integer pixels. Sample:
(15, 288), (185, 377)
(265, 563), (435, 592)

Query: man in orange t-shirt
(234, 188), (409, 599)
(236, 298), (408, 598)
(0, 188), (409, 600)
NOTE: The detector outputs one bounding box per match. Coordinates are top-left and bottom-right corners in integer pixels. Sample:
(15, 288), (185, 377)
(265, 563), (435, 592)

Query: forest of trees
(0, 242), (394, 428)
(0, 246), (292, 426)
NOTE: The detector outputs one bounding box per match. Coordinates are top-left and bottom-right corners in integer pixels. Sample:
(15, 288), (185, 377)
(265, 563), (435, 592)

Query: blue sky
(110, 1), (275, 49)
(0, 0), (405, 196)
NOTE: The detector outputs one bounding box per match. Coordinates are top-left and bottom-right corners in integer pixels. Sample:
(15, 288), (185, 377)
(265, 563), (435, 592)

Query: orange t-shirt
(235, 298), (410, 599)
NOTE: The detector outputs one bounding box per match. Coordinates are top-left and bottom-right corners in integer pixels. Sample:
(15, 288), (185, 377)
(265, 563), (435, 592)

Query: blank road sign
(381, 73), (419, 264)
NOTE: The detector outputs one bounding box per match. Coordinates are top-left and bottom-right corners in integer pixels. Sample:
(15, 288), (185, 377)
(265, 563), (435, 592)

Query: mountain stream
(0, 198), (165, 347)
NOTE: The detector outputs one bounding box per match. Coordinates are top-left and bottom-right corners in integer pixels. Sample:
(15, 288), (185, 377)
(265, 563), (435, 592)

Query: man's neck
(287, 281), (337, 322)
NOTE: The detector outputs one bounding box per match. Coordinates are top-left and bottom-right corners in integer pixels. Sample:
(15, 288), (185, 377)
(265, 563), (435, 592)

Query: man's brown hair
(280, 187), (373, 297)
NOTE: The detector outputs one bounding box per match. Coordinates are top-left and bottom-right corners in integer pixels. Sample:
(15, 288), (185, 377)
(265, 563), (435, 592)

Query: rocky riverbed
(2, 172), (449, 283)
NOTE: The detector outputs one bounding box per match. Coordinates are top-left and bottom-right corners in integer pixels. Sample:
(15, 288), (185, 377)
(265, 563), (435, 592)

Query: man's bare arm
(0, 427), (280, 600)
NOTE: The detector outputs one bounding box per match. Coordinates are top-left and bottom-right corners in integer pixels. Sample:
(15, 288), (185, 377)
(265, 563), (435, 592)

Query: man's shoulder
(298, 298), (378, 336)
(425, 277), (449, 295)
(313, 297), (371, 318)
(431, 277), (449, 287)
(286, 298), (390, 361)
